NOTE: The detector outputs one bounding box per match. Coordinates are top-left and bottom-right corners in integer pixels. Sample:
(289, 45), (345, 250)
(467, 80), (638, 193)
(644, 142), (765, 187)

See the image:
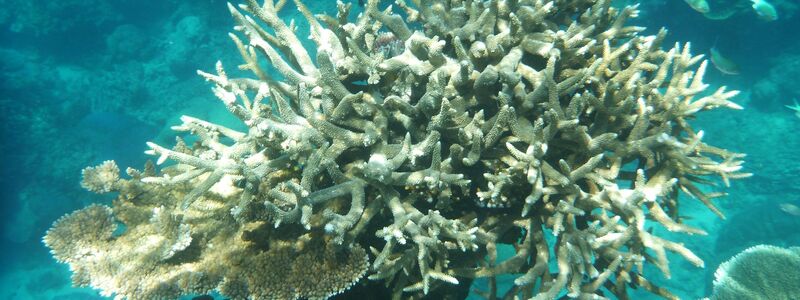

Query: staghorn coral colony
(43, 0), (750, 299)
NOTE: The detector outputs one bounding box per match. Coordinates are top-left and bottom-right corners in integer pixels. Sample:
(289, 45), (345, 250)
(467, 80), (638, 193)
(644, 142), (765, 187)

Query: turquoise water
(1, 0), (799, 299)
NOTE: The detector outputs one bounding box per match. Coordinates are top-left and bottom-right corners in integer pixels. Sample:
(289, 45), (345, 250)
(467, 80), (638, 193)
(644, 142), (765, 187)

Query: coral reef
(708, 245), (800, 299)
(80, 160), (121, 193)
(751, 49), (800, 112)
(44, 0), (748, 299)
(0, 0), (122, 35)
(714, 201), (800, 261)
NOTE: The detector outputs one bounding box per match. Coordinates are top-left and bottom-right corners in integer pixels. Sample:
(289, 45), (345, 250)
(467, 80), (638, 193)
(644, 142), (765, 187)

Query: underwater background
(0, 0), (798, 299)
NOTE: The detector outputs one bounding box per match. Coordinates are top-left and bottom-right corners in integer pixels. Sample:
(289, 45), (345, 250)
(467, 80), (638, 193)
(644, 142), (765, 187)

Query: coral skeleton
(44, 0), (750, 299)
(786, 98), (800, 118)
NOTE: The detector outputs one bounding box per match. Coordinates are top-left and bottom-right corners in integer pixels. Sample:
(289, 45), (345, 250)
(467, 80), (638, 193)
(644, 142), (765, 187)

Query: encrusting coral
(44, 0), (750, 299)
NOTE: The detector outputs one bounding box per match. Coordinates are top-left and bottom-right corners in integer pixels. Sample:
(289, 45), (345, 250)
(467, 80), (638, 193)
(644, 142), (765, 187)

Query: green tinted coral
(43, 0), (749, 299)
(710, 245), (800, 300)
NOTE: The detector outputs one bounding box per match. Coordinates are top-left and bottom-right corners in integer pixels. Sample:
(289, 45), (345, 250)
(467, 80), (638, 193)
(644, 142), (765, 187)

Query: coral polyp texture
(43, 0), (750, 299)
(709, 245), (800, 300)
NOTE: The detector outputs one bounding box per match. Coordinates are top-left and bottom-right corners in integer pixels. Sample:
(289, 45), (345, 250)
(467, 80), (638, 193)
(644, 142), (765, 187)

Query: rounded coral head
(711, 245), (800, 299)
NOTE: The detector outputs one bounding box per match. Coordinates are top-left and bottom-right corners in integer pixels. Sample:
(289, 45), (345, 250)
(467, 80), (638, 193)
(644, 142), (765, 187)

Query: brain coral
(44, 0), (749, 299)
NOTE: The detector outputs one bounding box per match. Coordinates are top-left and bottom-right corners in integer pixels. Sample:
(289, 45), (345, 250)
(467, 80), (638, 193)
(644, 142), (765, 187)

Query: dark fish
(358, 0), (364, 7)
(703, 8), (739, 20)
(191, 295), (214, 300)
(710, 47), (740, 75)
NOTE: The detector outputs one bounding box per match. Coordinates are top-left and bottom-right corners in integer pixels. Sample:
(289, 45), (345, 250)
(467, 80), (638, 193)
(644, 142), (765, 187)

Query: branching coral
(44, 0), (749, 299)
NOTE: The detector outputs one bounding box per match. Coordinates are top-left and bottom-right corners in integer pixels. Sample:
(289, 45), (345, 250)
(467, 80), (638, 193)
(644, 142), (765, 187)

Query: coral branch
(44, 0), (748, 299)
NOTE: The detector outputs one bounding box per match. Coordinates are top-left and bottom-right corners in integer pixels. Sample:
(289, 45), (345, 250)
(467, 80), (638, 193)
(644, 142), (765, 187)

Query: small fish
(702, 6), (739, 20)
(710, 47), (740, 75)
(751, 0), (778, 21)
(780, 203), (800, 216)
(685, 0), (711, 14)
(191, 296), (214, 300)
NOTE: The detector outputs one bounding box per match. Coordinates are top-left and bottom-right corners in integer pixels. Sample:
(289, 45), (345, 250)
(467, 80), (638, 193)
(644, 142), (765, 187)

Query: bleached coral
(786, 99), (800, 118)
(44, 0), (749, 299)
(80, 160), (120, 193)
(43, 204), (116, 266)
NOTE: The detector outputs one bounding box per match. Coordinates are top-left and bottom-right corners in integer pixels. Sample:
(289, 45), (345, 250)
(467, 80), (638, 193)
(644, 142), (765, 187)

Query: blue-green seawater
(1, 0), (798, 299)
